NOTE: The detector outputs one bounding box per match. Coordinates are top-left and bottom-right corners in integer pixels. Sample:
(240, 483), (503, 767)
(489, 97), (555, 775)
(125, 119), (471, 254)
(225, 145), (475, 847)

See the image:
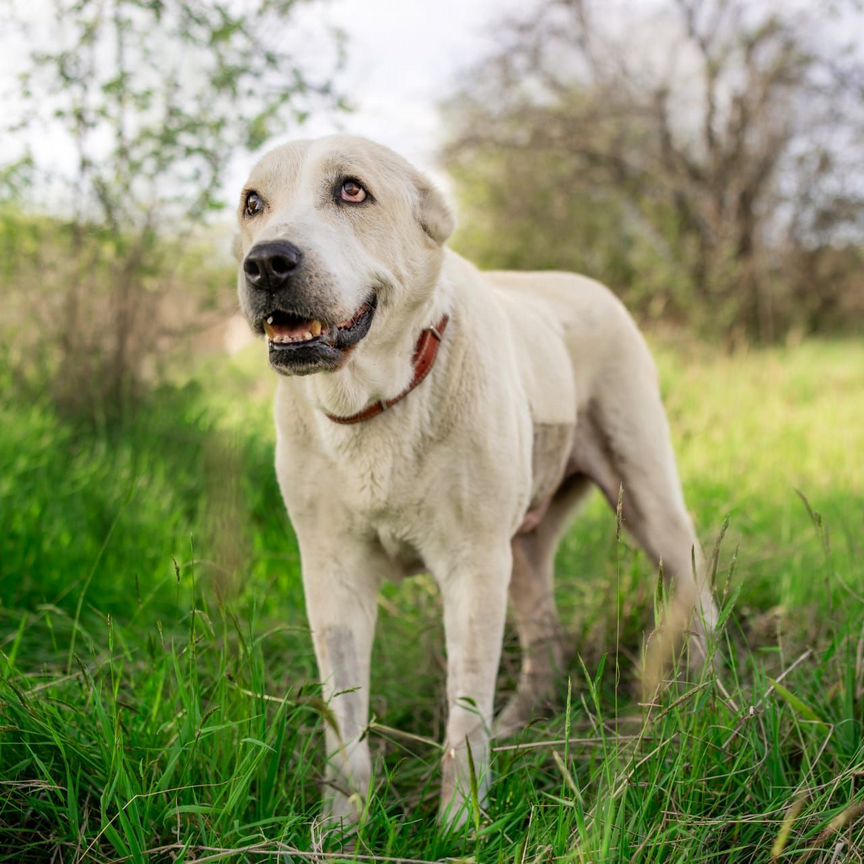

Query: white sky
(224, 0), (521, 193)
(3, 0), (858, 221)
(0, 0), (521, 220)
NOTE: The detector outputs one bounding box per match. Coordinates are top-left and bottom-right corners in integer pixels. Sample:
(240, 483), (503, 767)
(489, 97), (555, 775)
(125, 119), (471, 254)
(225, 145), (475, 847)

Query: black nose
(243, 241), (303, 291)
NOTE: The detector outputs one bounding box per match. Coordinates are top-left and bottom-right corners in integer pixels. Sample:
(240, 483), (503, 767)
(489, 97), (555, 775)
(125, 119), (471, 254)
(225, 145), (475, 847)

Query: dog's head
(236, 135), (454, 376)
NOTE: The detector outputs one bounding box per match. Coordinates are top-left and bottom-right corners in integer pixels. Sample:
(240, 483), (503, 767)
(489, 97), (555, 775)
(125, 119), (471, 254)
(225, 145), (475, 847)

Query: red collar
(325, 314), (450, 425)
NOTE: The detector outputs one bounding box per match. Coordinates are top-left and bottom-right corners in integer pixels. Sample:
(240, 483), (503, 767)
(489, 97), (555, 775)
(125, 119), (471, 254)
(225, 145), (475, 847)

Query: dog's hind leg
(572, 356), (719, 686)
(494, 476), (591, 738)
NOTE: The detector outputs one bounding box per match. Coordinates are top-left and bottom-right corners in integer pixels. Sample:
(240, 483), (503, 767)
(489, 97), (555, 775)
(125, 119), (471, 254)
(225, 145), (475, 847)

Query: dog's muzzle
(241, 241), (378, 375)
(260, 295), (377, 375)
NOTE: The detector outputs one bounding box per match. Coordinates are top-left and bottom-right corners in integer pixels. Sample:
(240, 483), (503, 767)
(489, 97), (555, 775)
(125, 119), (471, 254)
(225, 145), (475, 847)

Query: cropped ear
(414, 173), (455, 245)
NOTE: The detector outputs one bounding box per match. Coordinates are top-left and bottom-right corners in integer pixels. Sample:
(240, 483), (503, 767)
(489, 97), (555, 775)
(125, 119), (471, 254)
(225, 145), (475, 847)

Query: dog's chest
(326, 434), (452, 574)
(332, 435), (420, 515)
(343, 461), (432, 578)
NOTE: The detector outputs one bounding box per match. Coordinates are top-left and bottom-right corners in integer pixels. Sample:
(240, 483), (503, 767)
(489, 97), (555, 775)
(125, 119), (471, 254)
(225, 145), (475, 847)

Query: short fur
(236, 135), (717, 826)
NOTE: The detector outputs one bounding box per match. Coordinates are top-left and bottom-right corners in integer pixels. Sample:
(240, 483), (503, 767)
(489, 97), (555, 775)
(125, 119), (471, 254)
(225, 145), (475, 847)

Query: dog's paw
(493, 677), (561, 739)
(438, 795), (473, 832)
(321, 789), (366, 830)
(438, 741), (490, 831)
(493, 697), (534, 739)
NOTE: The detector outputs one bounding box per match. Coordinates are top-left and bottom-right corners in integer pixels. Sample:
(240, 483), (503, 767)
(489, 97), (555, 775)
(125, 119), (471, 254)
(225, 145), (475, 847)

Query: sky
(0, 0), (522, 222)
(4, 0), (857, 217)
(226, 0), (520, 191)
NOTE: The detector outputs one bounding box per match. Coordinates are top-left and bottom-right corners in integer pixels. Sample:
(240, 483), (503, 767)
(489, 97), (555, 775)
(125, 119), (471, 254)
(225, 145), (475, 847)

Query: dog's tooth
(310, 320), (322, 337)
(302, 331), (312, 341)
(266, 315), (274, 324)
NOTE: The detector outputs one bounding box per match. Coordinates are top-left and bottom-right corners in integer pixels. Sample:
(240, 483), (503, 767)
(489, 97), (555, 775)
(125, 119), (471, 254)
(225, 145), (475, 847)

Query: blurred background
(2, 0), (862, 418)
(1, 0), (863, 857)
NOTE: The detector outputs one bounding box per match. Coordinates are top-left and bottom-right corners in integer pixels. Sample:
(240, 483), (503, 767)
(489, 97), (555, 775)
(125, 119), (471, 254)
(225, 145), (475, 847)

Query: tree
(1, 0), (344, 417)
(443, 0), (864, 343)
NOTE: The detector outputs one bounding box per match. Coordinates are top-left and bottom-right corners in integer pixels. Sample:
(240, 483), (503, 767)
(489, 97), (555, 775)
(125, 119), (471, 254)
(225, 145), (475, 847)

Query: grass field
(1, 339), (862, 862)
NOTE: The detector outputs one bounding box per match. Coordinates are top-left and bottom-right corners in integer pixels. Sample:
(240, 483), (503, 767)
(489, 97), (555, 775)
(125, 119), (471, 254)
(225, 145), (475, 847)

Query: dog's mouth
(260, 294), (377, 374)
(263, 302), (372, 346)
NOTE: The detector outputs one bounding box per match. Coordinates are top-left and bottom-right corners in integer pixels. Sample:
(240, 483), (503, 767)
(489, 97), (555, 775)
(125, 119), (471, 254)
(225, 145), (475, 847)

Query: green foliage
(9, 0), (342, 226)
(0, 205), (234, 420)
(1, 340), (863, 859)
(1, 0), (344, 423)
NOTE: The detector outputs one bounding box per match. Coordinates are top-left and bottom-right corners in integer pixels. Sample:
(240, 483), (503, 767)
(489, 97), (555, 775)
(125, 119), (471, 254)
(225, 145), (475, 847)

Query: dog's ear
(414, 174), (454, 245)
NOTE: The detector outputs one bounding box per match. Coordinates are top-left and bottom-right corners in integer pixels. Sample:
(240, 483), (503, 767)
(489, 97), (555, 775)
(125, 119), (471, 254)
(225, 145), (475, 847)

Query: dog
(235, 134), (718, 827)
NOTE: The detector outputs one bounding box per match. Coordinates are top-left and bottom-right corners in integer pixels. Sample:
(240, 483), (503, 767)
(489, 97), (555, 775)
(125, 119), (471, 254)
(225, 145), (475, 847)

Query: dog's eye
(340, 179), (367, 204)
(244, 191), (265, 218)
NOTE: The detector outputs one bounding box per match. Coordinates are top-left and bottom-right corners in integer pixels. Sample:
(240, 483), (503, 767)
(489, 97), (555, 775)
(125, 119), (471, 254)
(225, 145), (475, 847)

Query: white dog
(235, 135), (717, 826)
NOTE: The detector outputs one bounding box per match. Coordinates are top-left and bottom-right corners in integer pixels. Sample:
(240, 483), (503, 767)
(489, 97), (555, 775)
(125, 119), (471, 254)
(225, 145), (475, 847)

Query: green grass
(1, 339), (862, 862)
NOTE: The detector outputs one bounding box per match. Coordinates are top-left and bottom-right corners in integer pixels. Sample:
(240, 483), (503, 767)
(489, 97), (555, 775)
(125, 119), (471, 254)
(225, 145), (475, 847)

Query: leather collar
(325, 314), (450, 425)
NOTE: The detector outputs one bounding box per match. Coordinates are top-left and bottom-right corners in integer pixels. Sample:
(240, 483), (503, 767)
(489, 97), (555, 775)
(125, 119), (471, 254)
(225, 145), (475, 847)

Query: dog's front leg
(434, 543), (511, 828)
(300, 539), (381, 825)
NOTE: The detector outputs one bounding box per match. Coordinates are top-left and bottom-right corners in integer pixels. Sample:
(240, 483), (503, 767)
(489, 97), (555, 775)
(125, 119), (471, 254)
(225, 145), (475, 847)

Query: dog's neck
(296, 277), (455, 422)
